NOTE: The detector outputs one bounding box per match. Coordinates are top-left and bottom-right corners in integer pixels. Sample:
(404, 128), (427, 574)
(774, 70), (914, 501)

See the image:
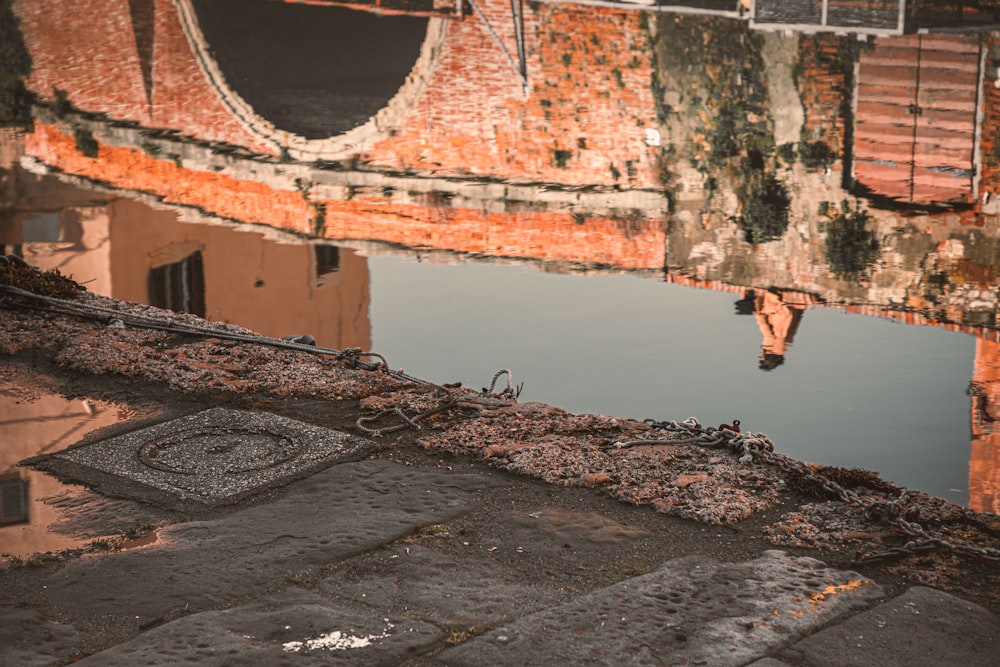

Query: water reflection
(971, 337), (1000, 513)
(0, 164), (372, 349)
(1, 0), (999, 510)
(0, 390), (125, 557)
(734, 289), (805, 371)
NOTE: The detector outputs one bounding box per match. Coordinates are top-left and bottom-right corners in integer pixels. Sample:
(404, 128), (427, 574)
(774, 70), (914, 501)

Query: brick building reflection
(4, 0), (1000, 510)
(971, 339), (1000, 514)
(0, 140), (372, 352)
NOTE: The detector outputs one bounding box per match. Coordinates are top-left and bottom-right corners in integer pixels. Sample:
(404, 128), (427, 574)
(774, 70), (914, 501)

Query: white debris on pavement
(282, 621), (394, 652)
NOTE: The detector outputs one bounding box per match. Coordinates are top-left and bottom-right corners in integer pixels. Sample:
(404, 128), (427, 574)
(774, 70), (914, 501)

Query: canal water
(2, 0), (999, 560)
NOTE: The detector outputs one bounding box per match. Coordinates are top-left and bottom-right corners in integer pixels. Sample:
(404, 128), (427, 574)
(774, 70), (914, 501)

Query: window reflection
(147, 249), (206, 317)
(314, 244), (340, 280)
(0, 473), (29, 527)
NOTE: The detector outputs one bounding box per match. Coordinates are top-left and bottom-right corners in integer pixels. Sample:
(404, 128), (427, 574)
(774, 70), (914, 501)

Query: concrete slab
(437, 550), (883, 667)
(73, 589), (444, 666)
(790, 586), (1000, 667)
(47, 408), (376, 509)
(30, 461), (498, 624)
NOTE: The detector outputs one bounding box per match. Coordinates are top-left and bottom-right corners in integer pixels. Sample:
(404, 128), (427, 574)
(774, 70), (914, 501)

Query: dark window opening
(0, 473), (29, 526)
(148, 250), (206, 317)
(314, 244), (340, 279)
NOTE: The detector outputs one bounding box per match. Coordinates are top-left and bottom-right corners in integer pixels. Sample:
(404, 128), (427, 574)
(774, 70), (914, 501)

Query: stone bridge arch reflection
(177, 0), (448, 160)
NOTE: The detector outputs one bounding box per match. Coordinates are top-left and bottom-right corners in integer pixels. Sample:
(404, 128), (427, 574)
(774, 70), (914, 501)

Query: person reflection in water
(735, 289), (805, 371)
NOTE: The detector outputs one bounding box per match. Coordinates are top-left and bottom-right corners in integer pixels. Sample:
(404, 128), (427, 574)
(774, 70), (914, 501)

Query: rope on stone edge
(613, 417), (1000, 564)
(0, 282), (515, 439)
(483, 368), (523, 401)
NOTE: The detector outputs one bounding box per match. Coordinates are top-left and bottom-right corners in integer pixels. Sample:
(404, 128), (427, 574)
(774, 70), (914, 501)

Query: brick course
(24, 123), (666, 270)
(16, 0), (660, 187)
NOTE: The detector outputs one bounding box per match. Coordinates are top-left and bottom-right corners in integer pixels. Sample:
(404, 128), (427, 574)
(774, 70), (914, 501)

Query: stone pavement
(2, 409), (998, 666)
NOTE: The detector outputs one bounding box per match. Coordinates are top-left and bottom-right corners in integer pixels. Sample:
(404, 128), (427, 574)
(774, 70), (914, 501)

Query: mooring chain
(616, 417), (1000, 563)
(614, 417), (775, 464)
(752, 446), (1000, 562)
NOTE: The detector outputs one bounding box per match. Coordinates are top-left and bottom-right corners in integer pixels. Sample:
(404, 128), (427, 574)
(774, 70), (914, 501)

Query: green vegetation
(445, 626), (479, 645)
(799, 141), (835, 170)
(0, 0), (33, 126)
(312, 202), (326, 237)
(551, 148), (572, 169)
(3, 552), (46, 568)
(656, 17), (771, 171)
(73, 127), (99, 158)
(825, 202), (879, 279)
(738, 173), (790, 244)
(653, 14), (791, 240)
(404, 523), (452, 544)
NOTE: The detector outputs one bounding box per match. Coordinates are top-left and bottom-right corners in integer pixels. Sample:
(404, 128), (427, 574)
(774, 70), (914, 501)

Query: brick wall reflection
(2, 138), (372, 352)
(971, 338), (1000, 514)
(14, 0), (661, 186)
(363, 3), (661, 188)
(13, 0), (274, 153)
(23, 123), (667, 270)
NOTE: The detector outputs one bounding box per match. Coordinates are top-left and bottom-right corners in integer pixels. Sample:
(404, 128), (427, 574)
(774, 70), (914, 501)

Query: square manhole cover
(49, 408), (375, 509)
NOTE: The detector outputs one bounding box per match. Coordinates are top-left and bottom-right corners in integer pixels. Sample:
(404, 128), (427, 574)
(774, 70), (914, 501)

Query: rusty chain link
(615, 417), (1000, 563)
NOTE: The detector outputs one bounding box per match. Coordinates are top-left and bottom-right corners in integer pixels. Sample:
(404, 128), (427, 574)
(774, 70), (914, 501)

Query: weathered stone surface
(437, 550), (883, 667)
(791, 586), (1000, 667)
(31, 461), (496, 623)
(73, 589), (443, 666)
(507, 506), (655, 550)
(0, 607), (87, 667)
(47, 407), (377, 509)
(326, 543), (563, 628)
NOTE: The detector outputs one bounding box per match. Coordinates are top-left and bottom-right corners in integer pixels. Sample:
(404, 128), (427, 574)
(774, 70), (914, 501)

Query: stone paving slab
(24, 461), (497, 623)
(48, 407), (377, 509)
(325, 505), (662, 629)
(789, 586), (1000, 667)
(0, 607), (88, 667)
(436, 550), (883, 667)
(73, 589), (444, 666)
(325, 542), (564, 628)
